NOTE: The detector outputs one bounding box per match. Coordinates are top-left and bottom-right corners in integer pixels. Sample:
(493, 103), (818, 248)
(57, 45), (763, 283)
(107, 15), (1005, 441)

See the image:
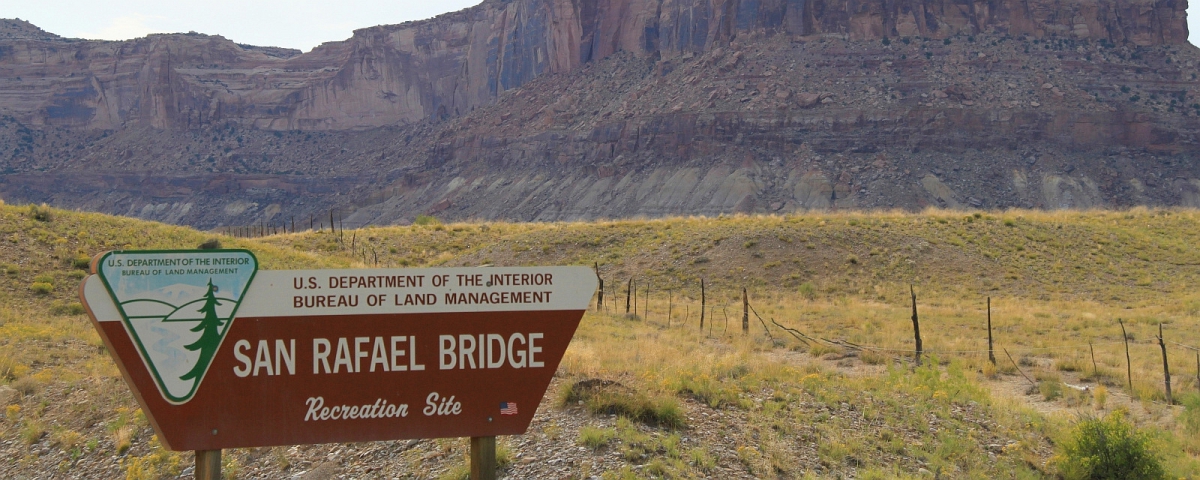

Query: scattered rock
(0, 385), (16, 406)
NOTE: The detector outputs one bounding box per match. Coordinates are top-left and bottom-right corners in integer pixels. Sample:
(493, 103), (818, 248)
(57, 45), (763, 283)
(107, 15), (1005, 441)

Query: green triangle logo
(96, 250), (258, 404)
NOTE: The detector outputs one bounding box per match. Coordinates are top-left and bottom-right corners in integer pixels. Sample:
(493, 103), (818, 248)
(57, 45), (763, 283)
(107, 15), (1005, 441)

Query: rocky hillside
(0, 0), (1197, 227)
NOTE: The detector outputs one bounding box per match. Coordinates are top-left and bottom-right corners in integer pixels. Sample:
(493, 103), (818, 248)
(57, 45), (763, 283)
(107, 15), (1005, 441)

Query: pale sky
(5, 1), (1200, 51)
(6, 1), (483, 52)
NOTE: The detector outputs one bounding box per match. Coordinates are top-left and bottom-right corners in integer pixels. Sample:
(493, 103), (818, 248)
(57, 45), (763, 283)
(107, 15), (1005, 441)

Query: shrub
(414, 215), (441, 226)
(578, 426), (615, 449)
(1093, 385), (1108, 410)
(798, 282), (817, 301)
(50, 301), (86, 316)
(70, 255), (91, 270)
(1056, 411), (1165, 480)
(563, 379), (685, 428)
(30, 282), (53, 295)
(197, 238), (222, 250)
(689, 447), (717, 473)
(27, 204), (53, 222)
(1182, 394), (1200, 436)
(1, 264), (17, 276)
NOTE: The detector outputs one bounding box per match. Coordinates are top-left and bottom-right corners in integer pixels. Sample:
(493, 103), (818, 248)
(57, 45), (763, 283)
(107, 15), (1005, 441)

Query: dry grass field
(2, 203), (1199, 478)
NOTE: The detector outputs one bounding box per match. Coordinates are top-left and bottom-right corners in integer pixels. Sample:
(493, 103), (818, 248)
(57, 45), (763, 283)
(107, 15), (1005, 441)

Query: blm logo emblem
(96, 250), (258, 404)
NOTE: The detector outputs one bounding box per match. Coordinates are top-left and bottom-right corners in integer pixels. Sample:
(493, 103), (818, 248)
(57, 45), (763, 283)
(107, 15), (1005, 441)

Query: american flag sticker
(500, 402), (518, 415)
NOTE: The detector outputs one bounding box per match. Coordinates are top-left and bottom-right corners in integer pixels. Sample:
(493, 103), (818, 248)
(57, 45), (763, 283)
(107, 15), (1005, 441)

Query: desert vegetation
(1, 204), (1199, 478)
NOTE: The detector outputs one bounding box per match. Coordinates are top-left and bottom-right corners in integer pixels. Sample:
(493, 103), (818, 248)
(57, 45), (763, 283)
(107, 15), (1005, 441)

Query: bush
(1056, 411), (1165, 480)
(578, 426), (615, 449)
(70, 255), (91, 270)
(798, 282), (817, 301)
(30, 282), (53, 295)
(1039, 380), (1063, 401)
(198, 238), (222, 250)
(1182, 394), (1200, 436)
(27, 204), (53, 222)
(563, 379), (685, 428)
(413, 215), (441, 226)
(50, 301), (86, 316)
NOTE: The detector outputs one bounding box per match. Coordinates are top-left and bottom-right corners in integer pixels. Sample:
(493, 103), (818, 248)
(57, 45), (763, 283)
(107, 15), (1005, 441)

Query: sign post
(195, 450), (221, 480)
(80, 250), (596, 478)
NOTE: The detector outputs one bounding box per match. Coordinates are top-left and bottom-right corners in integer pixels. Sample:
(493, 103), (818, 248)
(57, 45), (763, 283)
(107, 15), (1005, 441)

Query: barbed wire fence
(592, 271), (1200, 406)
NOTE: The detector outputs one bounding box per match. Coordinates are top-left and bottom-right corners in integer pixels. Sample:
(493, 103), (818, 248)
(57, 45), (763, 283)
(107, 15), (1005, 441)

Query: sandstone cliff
(0, 0), (1197, 227)
(0, 0), (1189, 131)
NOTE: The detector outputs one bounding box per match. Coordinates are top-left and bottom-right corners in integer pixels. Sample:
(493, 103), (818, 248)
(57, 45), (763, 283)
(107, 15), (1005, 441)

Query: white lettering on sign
(311, 336), (425, 374)
(422, 392), (461, 416)
(444, 291), (551, 305)
(232, 339), (296, 377)
(304, 396), (409, 421)
(438, 333), (543, 370)
(328, 275), (426, 289)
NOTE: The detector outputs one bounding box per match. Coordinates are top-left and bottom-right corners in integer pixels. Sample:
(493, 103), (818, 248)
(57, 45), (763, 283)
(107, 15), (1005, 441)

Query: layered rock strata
(0, 0), (1196, 227)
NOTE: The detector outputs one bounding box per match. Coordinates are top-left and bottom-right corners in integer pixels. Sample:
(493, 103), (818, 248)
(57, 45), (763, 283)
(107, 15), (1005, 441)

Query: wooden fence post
(699, 279), (706, 331)
(1119, 318), (1132, 392)
(628, 279), (638, 316)
(470, 436), (496, 480)
(645, 281), (650, 320)
(742, 288), (749, 334)
(1195, 351), (1199, 394)
(987, 297), (996, 366)
(1158, 323), (1172, 404)
(667, 290), (673, 327)
(195, 450), (221, 480)
(1090, 342), (1098, 377)
(628, 277), (638, 314)
(910, 285), (922, 366)
(594, 263), (603, 311)
(1004, 348), (1035, 386)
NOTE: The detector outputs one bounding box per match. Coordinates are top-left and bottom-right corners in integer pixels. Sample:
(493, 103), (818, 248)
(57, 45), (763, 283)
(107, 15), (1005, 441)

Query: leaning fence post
(1004, 348), (1035, 386)
(1119, 318), (1132, 392)
(699, 279), (706, 331)
(1195, 351), (1199, 395)
(1158, 323), (1172, 404)
(1090, 342), (1098, 377)
(910, 285), (922, 366)
(987, 297), (996, 366)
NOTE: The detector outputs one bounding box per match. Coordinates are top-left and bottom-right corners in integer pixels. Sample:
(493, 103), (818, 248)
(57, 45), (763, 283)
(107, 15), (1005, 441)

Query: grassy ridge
(268, 209), (1200, 304)
(1, 204), (1199, 478)
(268, 209), (1200, 400)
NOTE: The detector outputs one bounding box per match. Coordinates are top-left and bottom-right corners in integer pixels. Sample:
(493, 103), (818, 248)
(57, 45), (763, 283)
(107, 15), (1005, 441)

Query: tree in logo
(180, 279), (224, 382)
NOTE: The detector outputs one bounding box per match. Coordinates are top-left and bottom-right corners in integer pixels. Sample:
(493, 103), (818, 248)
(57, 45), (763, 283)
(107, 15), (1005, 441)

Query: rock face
(0, 0), (1189, 130)
(0, 0), (1197, 227)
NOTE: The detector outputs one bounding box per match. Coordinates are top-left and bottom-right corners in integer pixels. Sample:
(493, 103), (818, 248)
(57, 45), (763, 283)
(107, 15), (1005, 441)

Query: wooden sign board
(80, 250), (596, 451)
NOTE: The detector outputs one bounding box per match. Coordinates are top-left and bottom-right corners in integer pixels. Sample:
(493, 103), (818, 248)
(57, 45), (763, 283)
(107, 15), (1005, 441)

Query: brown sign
(80, 250), (595, 451)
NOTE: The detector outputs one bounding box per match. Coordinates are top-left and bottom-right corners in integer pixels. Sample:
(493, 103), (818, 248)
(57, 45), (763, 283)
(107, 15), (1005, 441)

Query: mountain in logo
(96, 250), (258, 404)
